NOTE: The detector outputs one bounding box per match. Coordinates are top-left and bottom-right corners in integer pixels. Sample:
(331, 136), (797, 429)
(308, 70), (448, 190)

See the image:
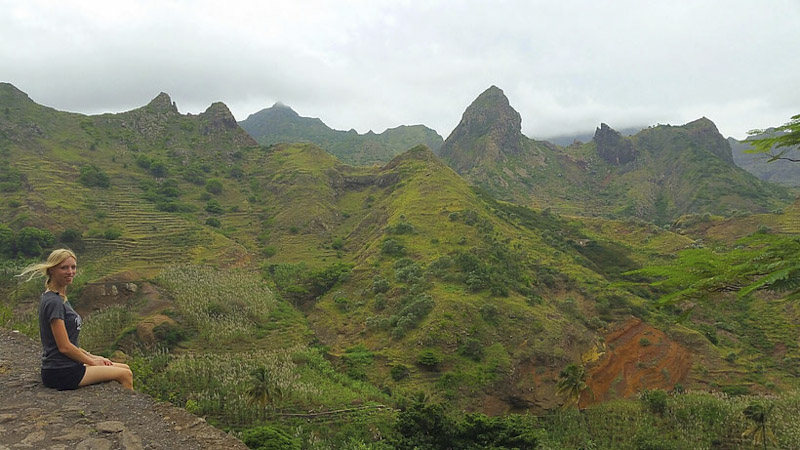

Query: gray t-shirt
(38, 291), (83, 369)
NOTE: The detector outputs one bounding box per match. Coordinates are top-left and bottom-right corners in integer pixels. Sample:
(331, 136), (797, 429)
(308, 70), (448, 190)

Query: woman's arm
(50, 319), (110, 366)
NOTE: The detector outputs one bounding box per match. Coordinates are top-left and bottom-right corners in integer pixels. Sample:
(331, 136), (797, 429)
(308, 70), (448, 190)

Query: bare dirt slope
(0, 329), (247, 450)
(582, 318), (692, 407)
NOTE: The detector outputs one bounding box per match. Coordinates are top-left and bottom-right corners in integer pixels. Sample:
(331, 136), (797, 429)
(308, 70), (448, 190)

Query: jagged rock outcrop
(143, 92), (180, 115)
(200, 102), (255, 147)
(593, 123), (637, 165)
(438, 85), (524, 173)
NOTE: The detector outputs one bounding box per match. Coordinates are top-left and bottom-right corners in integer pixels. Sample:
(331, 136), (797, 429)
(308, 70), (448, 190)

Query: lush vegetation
(2, 82), (799, 448)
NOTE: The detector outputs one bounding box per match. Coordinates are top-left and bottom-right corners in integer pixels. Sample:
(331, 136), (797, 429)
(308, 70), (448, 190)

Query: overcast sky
(2, 0), (798, 140)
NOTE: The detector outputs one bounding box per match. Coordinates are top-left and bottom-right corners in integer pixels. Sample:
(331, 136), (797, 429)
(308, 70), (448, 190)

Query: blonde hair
(17, 248), (77, 292)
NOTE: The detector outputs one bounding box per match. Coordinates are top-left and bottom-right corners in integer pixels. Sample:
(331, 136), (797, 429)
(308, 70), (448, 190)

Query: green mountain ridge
(239, 102), (444, 166)
(438, 86), (794, 223)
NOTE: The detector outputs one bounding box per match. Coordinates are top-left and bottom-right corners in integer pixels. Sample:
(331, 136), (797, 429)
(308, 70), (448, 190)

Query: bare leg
(80, 364), (134, 390)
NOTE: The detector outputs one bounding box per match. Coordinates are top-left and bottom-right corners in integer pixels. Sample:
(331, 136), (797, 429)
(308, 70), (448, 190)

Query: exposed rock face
(144, 92), (180, 116)
(438, 85), (524, 173)
(200, 102), (252, 143)
(593, 123), (637, 165)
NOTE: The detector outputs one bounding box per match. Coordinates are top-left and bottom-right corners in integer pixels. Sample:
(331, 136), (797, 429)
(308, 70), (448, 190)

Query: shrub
(205, 199), (224, 214)
(16, 226), (55, 257)
(387, 222), (415, 235)
(205, 178), (223, 194)
(149, 160), (168, 177)
(59, 228), (83, 244)
(0, 224), (16, 257)
(103, 228), (122, 240)
(78, 164), (110, 188)
(241, 425), (301, 450)
(331, 237), (344, 250)
(0, 166), (25, 192)
(381, 238), (405, 257)
(417, 350), (441, 370)
(372, 276), (390, 294)
(641, 389), (668, 415)
(391, 364), (410, 381)
(459, 337), (484, 361)
(205, 217), (221, 228)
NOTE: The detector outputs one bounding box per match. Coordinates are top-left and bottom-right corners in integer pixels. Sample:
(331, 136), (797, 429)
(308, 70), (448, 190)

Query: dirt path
(0, 329), (247, 450)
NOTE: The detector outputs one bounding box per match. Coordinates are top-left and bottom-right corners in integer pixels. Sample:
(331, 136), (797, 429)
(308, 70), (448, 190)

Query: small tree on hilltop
(747, 113), (800, 162)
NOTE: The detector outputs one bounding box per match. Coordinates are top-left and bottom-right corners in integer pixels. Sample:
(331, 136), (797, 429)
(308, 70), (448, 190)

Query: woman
(19, 249), (133, 391)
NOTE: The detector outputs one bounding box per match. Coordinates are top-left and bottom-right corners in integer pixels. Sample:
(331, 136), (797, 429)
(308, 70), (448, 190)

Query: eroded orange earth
(580, 318), (692, 408)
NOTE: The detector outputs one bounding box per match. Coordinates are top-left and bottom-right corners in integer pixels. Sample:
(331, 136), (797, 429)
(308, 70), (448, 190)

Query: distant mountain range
(728, 134), (800, 187)
(239, 103), (443, 165)
(436, 86), (793, 223)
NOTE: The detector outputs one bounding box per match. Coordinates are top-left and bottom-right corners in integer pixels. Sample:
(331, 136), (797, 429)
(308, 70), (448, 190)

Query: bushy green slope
(2, 83), (799, 446)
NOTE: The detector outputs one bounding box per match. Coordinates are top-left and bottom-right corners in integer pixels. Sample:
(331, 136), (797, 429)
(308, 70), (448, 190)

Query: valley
(1, 81), (799, 448)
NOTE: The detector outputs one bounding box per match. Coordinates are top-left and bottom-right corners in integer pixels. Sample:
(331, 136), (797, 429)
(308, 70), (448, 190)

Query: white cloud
(1, 0), (798, 140)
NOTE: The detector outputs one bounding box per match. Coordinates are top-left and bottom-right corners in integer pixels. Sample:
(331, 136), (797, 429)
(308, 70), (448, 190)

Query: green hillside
(2, 82), (800, 448)
(239, 103), (443, 166)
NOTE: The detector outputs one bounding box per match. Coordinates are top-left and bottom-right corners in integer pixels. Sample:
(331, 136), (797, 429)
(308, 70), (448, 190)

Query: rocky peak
(144, 92), (179, 115)
(201, 102), (238, 129)
(439, 85), (524, 173)
(199, 101), (257, 145)
(593, 123), (637, 165)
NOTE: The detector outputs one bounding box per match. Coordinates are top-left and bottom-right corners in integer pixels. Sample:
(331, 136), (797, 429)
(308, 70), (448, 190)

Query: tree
(78, 164), (110, 188)
(246, 366), (278, 410)
(747, 113), (800, 162)
(16, 227), (55, 257)
(628, 233), (800, 304)
(742, 403), (776, 450)
(556, 363), (590, 410)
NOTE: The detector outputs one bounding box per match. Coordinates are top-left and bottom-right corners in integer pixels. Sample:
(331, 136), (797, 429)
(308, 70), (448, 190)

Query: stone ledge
(0, 329), (247, 450)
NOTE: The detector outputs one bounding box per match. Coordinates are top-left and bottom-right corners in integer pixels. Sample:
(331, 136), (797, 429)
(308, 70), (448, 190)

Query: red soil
(581, 318), (692, 407)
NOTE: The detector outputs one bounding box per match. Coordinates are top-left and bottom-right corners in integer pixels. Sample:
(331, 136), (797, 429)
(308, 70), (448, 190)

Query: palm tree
(556, 363), (591, 410)
(246, 366), (276, 409)
(742, 403), (776, 450)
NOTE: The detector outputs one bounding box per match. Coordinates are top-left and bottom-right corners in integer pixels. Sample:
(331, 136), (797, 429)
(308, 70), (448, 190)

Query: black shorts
(41, 364), (86, 390)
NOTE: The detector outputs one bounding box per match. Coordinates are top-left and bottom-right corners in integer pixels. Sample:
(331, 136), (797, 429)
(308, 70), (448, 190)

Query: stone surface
(0, 330), (247, 450)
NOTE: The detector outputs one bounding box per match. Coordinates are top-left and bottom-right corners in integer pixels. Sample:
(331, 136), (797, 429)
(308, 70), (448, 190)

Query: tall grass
(79, 304), (133, 353)
(131, 345), (391, 428)
(156, 266), (277, 345)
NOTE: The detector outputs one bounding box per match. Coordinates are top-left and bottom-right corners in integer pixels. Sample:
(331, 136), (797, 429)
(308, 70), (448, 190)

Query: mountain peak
(438, 86), (524, 173)
(144, 92), (179, 114)
(200, 101), (253, 141)
(0, 82), (36, 105)
(682, 117), (733, 164)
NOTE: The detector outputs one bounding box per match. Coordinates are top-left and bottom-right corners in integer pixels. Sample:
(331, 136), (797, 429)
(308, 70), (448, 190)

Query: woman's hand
(88, 356), (113, 366)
